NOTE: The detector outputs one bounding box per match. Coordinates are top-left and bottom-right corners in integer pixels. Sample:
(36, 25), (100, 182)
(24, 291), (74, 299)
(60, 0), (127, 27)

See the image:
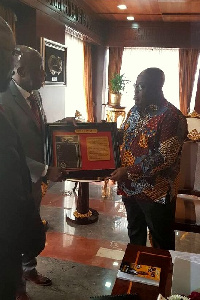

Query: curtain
(0, 4), (16, 38)
(194, 70), (200, 113)
(179, 49), (199, 115)
(108, 47), (124, 103)
(83, 41), (94, 122)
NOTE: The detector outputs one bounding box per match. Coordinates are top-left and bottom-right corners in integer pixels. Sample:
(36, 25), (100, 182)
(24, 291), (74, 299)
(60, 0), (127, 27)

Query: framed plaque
(46, 122), (121, 179)
(40, 37), (67, 85)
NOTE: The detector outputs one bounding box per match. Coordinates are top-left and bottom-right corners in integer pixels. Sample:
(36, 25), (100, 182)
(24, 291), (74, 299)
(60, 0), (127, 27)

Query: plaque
(46, 122), (121, 179)
(55, 135), (81, 168)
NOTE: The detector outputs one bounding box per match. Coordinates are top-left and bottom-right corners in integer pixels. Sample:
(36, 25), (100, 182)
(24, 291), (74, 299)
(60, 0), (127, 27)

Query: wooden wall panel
(14, 4), (37, 48)
(19, 0), (105, 45)
(105, 21), (200, 48)
(36, 10), (65, 46)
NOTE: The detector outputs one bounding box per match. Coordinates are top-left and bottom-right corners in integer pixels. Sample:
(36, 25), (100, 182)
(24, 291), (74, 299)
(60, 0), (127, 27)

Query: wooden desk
(174, 194), (200, 233)
(112, 244), (173, 300)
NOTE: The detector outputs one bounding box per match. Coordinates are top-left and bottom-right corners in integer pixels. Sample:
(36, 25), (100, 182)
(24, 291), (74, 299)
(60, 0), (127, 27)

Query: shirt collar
(134, 98), (168, 116)
(12, 79), (31, 100)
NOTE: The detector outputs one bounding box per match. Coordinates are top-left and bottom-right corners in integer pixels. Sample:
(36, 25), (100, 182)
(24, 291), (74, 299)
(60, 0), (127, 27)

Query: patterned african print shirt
(118, 98), (188, 203)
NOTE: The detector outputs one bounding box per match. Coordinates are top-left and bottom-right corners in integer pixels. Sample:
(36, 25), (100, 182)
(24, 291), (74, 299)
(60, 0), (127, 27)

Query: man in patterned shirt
(110, 68), (187, 250)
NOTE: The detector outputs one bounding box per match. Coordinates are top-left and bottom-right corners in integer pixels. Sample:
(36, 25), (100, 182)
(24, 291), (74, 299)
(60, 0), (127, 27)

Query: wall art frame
(40, 37), (67, 85)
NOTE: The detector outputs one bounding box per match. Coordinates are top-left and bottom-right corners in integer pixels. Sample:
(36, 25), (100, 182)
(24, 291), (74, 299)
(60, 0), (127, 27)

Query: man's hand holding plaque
(47, 166), (63, 182)
(47, 166), (78, 182)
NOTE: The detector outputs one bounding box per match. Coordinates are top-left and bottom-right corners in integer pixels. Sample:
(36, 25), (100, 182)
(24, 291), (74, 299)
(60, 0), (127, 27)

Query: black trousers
(0, 251), (21, 300)
(122, 194), (176, 250)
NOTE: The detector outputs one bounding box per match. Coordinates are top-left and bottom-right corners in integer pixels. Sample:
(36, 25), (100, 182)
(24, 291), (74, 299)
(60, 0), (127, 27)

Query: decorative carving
(187, 129), (200, 141)
(73, 209), (92, 219)
(65, 25), (86, 40)
(44, 0), (93, 31)
(187, 110), (200, 118)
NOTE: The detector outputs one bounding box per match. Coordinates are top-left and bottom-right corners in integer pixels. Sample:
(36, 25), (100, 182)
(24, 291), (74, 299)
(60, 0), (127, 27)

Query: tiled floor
(27, 180), (200, 299)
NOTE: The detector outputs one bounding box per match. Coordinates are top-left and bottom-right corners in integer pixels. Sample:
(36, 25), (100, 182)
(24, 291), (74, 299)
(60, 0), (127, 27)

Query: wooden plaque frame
(46, 122), (121, 179)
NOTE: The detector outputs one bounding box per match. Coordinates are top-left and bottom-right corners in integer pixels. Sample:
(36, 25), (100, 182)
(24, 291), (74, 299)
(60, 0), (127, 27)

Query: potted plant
(109, 73), (129, 106)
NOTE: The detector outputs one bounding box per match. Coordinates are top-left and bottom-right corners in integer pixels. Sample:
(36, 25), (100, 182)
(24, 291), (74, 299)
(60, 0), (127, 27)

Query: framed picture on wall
(40, 37), (67, 85)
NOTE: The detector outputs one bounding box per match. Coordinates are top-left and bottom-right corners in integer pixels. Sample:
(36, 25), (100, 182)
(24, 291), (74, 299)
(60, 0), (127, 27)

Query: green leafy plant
(109, 73), (130, 94)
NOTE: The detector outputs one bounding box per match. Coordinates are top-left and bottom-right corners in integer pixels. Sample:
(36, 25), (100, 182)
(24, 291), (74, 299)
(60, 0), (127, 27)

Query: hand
(110, 167), (128, 183)
(47, 167), (63, 182)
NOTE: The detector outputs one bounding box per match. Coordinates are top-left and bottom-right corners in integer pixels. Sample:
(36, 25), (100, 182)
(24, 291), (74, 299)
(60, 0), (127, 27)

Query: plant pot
(110, 93), (121, 106)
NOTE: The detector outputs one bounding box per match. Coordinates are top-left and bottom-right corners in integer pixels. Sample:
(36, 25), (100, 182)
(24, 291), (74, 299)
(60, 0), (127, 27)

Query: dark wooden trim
(174, 222), (200, 233)
(105, 21), (200, 48)
(5, 0), (200, 48)
(18, 0), (105, 45)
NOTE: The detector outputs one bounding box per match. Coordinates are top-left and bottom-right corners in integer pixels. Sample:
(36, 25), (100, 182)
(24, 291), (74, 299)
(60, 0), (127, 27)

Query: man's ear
(17, 66), (25, 77)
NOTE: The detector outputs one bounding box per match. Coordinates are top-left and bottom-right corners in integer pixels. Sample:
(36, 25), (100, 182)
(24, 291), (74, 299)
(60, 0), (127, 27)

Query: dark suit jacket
(0, 110), (45, 257)
(0, 80), (47, 184)
(0, 80), (46, 166)
(0, 80), (48, 211)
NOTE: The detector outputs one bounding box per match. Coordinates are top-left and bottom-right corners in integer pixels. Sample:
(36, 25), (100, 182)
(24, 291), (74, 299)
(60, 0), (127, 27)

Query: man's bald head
(138, 68), (165, 89)
(14, 45), (42, 69)
(0, 17), (15, 92)
(134, 68), (165, 111)
(13, 45), (45, 92)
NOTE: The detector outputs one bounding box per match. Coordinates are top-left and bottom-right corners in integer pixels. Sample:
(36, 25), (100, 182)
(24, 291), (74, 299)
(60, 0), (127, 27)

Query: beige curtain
(179, 49), (199, 115)
(108, 47), (124, 103)
(83, 41), (94, 122)
(0, 4), (16, 38)
(194, 70), (200, 113)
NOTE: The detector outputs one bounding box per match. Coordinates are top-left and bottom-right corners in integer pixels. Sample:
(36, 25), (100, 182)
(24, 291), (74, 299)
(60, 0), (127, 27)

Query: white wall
(39, 85), (66, 123)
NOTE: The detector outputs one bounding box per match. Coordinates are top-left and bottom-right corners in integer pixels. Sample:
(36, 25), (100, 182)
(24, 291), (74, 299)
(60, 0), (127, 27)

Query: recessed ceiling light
(127, 16), (134, 21)
(117, 4), (127, 10)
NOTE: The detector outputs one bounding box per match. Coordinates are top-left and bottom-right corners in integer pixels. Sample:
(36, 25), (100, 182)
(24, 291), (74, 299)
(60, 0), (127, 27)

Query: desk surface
(67, 178), (102, 182)
(169, 249), (200, 264)
(174, 193), (200, 233)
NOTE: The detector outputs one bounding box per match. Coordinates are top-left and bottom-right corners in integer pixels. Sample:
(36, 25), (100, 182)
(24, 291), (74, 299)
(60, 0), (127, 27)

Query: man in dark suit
(0, 17), (46, 300)
(0, 45), (62, 299)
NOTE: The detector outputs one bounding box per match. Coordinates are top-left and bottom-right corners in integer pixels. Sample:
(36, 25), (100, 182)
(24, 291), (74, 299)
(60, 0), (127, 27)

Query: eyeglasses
(133, 83), (145, 91)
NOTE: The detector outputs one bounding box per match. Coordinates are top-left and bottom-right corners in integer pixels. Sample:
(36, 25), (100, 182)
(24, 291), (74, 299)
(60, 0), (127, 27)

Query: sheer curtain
(179, 49), (199, 115)
(120, 48), (179, 113)
(108, 47), (124, 104)
(191, 55), (200, 113)
(65, 32), (87, 120)
(83, 42), (94, 122)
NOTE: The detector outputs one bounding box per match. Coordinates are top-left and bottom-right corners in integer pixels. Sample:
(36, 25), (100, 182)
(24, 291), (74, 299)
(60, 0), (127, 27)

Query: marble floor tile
(27, 257), (117, 300)
(36, 181), (200, 300)
(40, 206), (129, 244)
(41, 232), (126, 270)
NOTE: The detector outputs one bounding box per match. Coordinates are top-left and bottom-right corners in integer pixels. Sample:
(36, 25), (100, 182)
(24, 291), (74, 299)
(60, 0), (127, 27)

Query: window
(65, 30), (87, 120)
(120, 48), (179, 113)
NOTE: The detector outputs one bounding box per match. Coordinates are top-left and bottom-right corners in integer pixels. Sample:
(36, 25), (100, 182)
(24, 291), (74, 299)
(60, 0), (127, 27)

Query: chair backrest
(178, 141), (200, 193)
(179, 116), (200, 194)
